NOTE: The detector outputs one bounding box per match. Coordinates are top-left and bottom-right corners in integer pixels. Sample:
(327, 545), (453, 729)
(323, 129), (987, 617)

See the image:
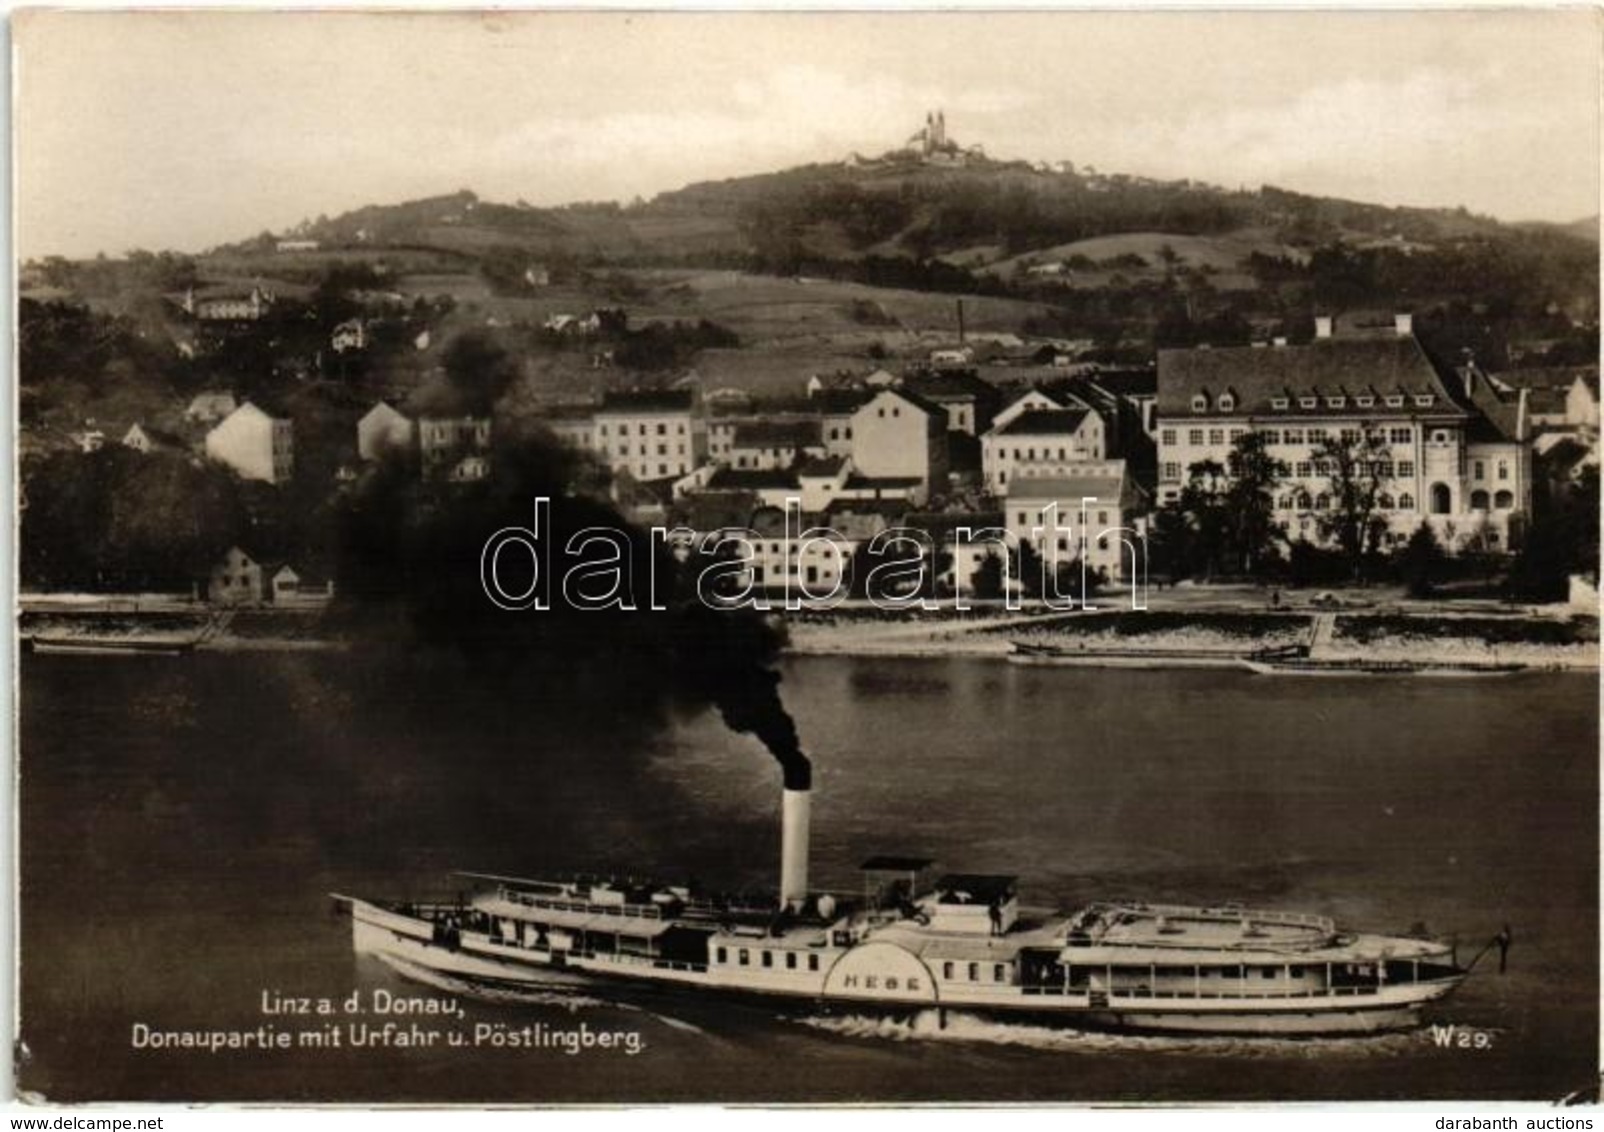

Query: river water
(17, 652), (1598, 1103)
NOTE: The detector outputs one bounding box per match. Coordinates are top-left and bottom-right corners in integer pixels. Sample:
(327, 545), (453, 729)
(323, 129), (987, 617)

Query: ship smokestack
(781, 783), (811, 912)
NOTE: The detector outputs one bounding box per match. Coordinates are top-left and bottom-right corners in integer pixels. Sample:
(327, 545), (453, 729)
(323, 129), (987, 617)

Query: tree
(1223, 431), (1288, 573)
(1312, 426), (1391, 582)
(1398, 523), (1444, 598)
(1175, 459), (1231, 579)
(1147, 504), (1196, 583)
(20, 449), (245, 590)
(1507, 465), (1599, 600)
(1011, 539), (1083, 601)
(971, 552), (1005, 600)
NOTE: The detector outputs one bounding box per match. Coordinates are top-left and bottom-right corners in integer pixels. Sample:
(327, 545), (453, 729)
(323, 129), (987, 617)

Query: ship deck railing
(487, 884), (851, 927)
(1085, 901), (1337, 935)
(1020, 983), (1455, 1001)
(493, 888), (669, 920)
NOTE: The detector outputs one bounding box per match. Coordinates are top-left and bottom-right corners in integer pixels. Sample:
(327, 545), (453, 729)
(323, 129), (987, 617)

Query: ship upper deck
(1072, 902), (1336, 950)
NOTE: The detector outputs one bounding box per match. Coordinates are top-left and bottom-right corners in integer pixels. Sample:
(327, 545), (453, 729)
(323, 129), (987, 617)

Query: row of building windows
(1034, 535), (1113, 552)
(1281, 487), (1516, 514)
(750, 565), (839, 584)
(1275, 492), (1417, 512)
(1162, 426), (1417, 448)
(1016, 510), (1112, 527)
(1162, 460), (1420, 482)
(1268, 490), (1507, 512)
(599, 422), (690, 437)
(995, 446), (1096, 462)
(1287, 460), (1416, 479)
(615, 444), (688, 457)
(715, 946), (821, 972)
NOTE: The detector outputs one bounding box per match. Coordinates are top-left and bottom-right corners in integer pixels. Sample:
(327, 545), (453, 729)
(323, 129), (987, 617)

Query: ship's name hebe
(839, 975), (921, 993)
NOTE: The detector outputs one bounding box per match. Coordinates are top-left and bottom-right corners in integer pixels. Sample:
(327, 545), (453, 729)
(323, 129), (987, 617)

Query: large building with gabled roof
(1156, 317), (1532, 551)
(981, 404), (1107, 493)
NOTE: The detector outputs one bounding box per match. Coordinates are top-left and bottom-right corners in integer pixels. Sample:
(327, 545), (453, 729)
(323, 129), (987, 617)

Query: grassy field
(627, 269), (1051, 347)
(201, 246), (471, 281)
(978, 228), (1309, 293)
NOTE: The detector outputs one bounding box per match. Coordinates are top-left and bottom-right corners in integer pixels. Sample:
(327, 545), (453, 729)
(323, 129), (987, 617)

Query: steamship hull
(341, 777), (1464, 1038)
(341, 888), (1465, 1038)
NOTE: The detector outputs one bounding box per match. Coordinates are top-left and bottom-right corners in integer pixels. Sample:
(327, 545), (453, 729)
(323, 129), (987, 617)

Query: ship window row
(1163, 965), (1305, 978)
(941, 961), (1010, 983)
(716, 946), (819, 972)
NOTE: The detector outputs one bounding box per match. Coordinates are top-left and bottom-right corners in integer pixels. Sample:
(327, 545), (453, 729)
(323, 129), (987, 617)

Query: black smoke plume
(670, 605), (811, 790)
(331, 411), (807, 788)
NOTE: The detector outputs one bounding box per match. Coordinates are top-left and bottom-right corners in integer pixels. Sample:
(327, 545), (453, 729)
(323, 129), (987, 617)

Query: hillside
(23, 143), (1594, 428)
(1516, 215), (1599, 244)
(213, 153), (1535, 274)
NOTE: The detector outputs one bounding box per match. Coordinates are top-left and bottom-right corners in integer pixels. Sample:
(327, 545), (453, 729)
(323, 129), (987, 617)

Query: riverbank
(18, 601), (1600, 670)
(782, 606), (1600, 670)
(19, 609), (346, 654)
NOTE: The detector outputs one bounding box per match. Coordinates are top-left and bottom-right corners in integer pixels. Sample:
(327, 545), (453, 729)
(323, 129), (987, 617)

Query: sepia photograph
(10, 8), (1601, 1107)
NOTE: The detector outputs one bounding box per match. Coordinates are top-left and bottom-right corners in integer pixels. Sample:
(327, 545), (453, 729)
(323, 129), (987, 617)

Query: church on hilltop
(847, 109), (987, 168)
(906, 109), (985, 165)
(911, 110), (950, 158)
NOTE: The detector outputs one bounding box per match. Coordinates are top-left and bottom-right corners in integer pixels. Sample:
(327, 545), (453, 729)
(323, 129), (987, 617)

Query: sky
(14, 9), (1602, 260)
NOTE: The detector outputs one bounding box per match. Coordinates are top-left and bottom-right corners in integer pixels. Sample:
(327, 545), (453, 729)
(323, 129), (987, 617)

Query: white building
(981, 406), (1107, 493)
(205, 402), (293, 484)
(209, 547), (333, 606)
(182, 285), (275, 322)
(850, 388), (949, 502)
(1155, 318), (1533, 552)
(332, 319), (367, 353)
(594, 389), (704, 482)
(209, 545), (266, 604)
(728, 420), (826, 470)
(1005, 463), (1144, 581)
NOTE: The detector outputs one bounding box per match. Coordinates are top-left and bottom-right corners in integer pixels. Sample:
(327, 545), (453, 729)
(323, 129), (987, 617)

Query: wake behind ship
(340, 777), (1467, 1036)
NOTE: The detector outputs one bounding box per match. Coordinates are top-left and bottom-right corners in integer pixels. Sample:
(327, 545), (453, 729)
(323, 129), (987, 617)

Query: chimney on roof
(1314, 316), (1333, 340)
(1459, 349), (1478, 399)
(1395, 312), (1413, 338)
